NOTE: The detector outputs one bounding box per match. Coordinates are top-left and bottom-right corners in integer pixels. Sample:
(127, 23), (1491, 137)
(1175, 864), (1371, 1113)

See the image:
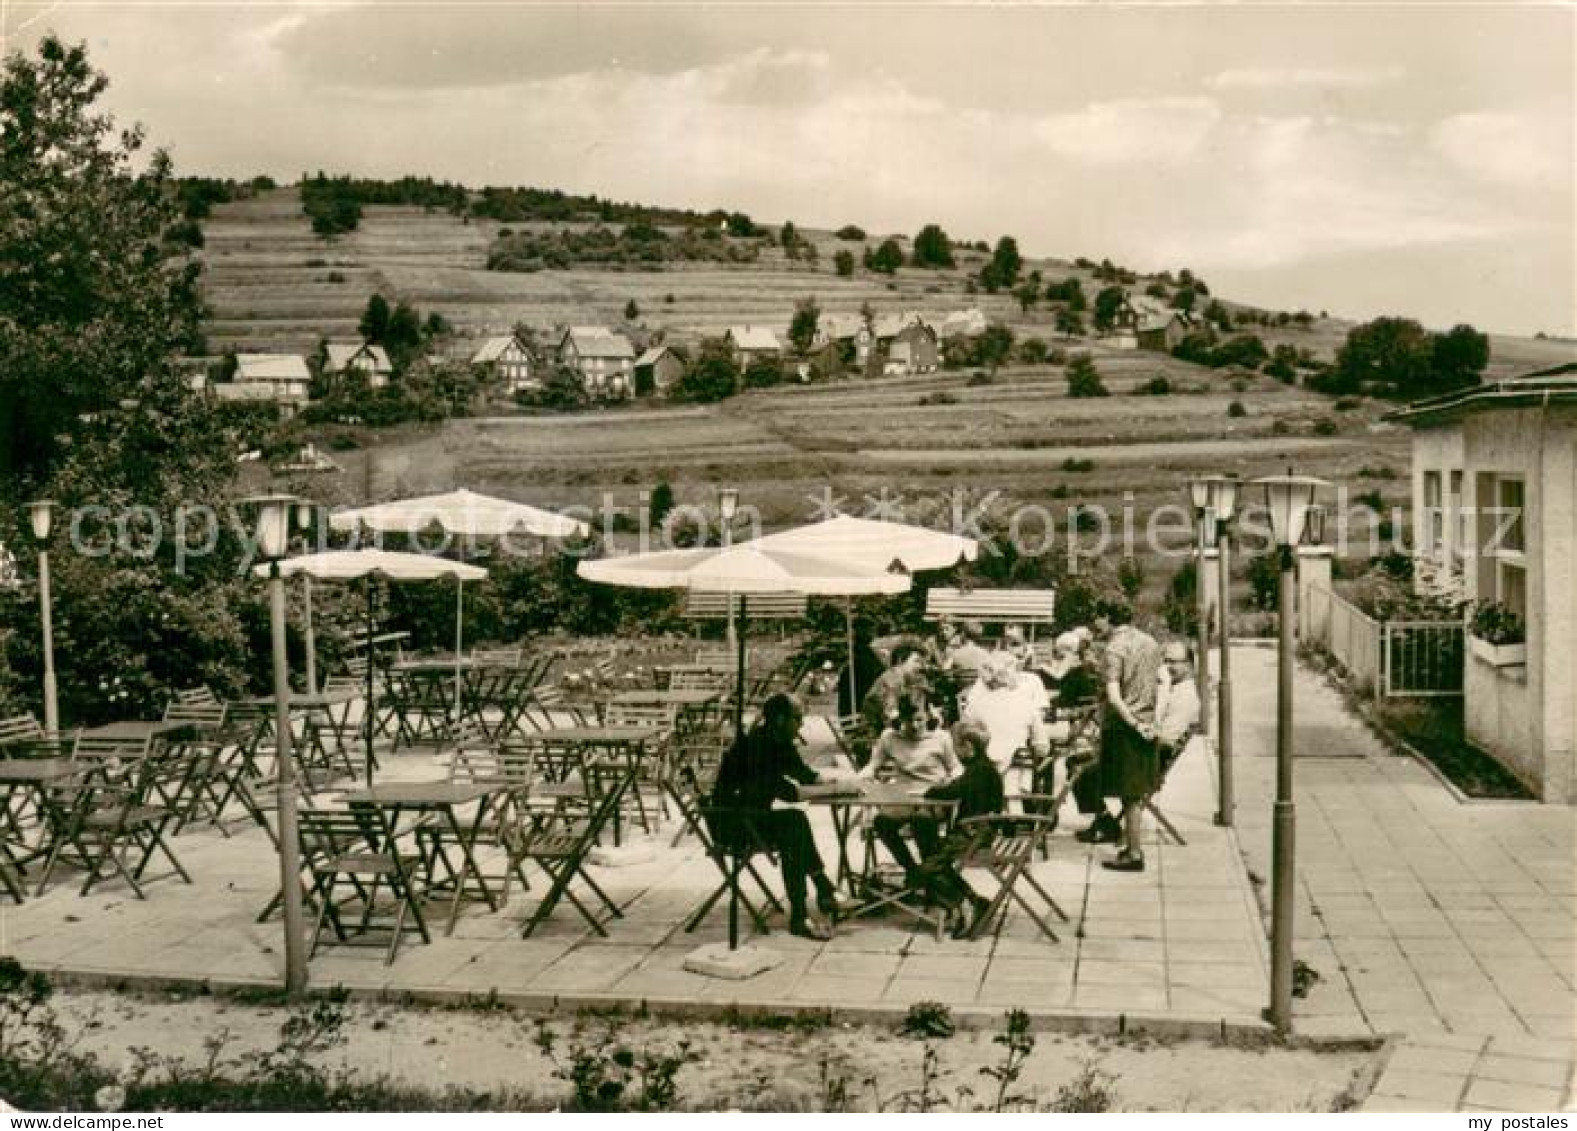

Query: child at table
(858, 693), (961, 884)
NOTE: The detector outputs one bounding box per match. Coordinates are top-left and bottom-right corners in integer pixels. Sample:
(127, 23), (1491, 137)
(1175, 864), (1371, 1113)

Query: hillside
(204, 185), (1572, 603)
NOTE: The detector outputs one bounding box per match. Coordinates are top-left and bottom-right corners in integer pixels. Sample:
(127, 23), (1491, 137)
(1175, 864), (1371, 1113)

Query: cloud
(1033, 97), (1222, 165)
(1207, 65), (1404, 91)
(1430, 109), (1569, 188)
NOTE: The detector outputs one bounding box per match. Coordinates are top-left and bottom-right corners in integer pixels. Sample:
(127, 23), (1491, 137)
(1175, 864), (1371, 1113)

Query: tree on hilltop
(910, 224), (955, 269)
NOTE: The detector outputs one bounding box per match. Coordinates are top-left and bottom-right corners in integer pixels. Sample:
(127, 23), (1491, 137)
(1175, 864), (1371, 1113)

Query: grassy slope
(206, 187), (1569, 599)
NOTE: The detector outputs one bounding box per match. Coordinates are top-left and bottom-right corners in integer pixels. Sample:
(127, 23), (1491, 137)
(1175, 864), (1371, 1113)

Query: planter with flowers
(1468, 602), (1526, 667)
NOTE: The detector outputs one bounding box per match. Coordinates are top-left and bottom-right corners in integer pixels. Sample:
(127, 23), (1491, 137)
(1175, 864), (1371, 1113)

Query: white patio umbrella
(328, 489), (589, 710)
(577, 541), (910, 736)
(752, 515), (981, 710)
(255, 549), (487, 783)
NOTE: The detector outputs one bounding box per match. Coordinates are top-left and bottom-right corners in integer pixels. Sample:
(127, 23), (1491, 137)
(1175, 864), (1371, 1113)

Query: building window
(1422, 470), (1442, 558)
(1475, 474), (1527, 622)
(1449, 470), (1465, 571)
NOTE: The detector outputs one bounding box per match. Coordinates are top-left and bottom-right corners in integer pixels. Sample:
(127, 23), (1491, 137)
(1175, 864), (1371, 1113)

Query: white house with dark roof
(222, 354), (312, 411)
(557, 326), (635, 396)
(471, 333), (535, 392)
(324, 340), (392, 388)
(725, 325), (784, 366)
(632, 345), (684, 396)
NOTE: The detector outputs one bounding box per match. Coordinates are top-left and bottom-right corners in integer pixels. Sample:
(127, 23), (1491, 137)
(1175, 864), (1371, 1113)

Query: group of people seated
(710, 597), (1201, 941)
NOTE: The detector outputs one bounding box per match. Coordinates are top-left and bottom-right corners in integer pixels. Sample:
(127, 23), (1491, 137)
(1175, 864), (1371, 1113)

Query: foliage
(899, 1002), (956, 1040)
(1245, 551), (1281, 611)
(1117, 555), (1145, 600)
(486, 223), (759, 271)
(1227, 400), (1247, 418)
(979, 235), (1022, 291)
(834, 224), (866, 240)
(1470, 601), (1524, 645)
(788, 297), (821, 353)
(833, 249), (855, 277)
(1012, 279), (1040, 312)
(1065, 356), (1109, 398)
(1017, 337), (1049, 365)
(1092, 286), (1126, 331)
(910, 224), (955, 268)
(624, 298), (640, 321)
(976, 323), (1016, 372)
(726, 211), (761, 237)
(1044, 277), (1086, 310)
(669, 337), (740, 403)
(864, 238), (904, 274)
(979, 1010), (1036, 1112)
(648, 481), (675, 528)
(513, 365), (589, 412)
(742, 354), (786, 389)
(1054, 308), (1085, 339)
(1137, 375), (1172, 395)
(1048, 1060), (1117, 1113)
(1320, 316), (1487, 398)
(1162, 559), (1199, 636)
(533, 1016), (697, 1112)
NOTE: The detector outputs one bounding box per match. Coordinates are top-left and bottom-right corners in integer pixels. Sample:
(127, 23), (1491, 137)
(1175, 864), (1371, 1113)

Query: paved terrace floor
(0, 722), (1269, 1033)
(1225, 644), (1576, 1111)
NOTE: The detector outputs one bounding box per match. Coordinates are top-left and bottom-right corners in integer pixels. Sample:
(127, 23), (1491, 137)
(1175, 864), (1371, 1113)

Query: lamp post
(719, 488), (739, 651)
(247, 493), (309, 994)
(28, 501), (58, 735)
(1252, 470), (1327, 1033)
(1198, 475), (1241, 827)
(296, 502), (318, 695)
(1185, 481), (1212, 742)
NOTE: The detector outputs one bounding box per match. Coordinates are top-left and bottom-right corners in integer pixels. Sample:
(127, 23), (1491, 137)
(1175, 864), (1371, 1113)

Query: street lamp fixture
(26, 501), (58, 736)
(242, 492), (309, 994)
(719, 487), (740, 650)
(1182, 480), (1214, 745)
(1251, 470), (1329, 1034)
(1193, 475), (1240, 827)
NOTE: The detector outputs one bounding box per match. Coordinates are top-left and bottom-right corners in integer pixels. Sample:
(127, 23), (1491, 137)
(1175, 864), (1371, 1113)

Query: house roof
(214, 381), (292, 402)
(727, 325), (782, 351)
(325, 341), (392, 372)
(471, 335), (526, 363)
(872, 312), (931, 340)
(1385, 375), (1577, 426)
(563, 327), (634, 359)
(938, 309), (987, 336)
(817, 313), (866, 341)
(234, 354), (310, 382)
(634, 346), (677, 367)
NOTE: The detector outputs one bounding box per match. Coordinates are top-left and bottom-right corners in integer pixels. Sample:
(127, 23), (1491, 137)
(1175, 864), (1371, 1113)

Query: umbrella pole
(735, 595), (748, 740)
(365, 581), (376, 786)
(845, 597), (856, 717)
(453, 579), (464, 722)
(303, 576), (318, 695)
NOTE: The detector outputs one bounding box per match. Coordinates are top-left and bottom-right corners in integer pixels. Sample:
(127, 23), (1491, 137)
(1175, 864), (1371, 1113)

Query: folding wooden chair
(509, 763), (626, 938)
(685, 805), (784, 946)
(40, 756), (191, 898)
(162, 698), (226, 733)
(1144, 729), (1195, 847)
(953, 813), (1070, 943)
(299, 807), (429, 965)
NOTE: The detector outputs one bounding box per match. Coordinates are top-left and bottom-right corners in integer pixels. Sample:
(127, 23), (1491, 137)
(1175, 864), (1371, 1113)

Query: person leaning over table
(709, 692), (852, 940)
(916, 720), (1003, 938)
(858, 692), (961, 883)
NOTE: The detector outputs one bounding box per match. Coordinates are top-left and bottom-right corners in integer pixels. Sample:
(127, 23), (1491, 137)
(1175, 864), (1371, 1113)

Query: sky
(5, 1), (1573, 336)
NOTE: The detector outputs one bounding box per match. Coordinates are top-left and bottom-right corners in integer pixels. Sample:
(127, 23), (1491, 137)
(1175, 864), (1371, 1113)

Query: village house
(557, 325), (635, 396)
(471, 333), (535, 393)
(324, 340), (393, 388)
(725, 325), (783, 367)
(1389, 368), (1577, 802)
(872, 312), (939, 375)
(632, 345), (684, 396)
(216, 354), (313, 414)
(813, 313), (872, 367)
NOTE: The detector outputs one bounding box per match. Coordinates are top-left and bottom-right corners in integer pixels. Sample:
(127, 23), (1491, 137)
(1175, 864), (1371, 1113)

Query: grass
(1374, 697), (1533, 800)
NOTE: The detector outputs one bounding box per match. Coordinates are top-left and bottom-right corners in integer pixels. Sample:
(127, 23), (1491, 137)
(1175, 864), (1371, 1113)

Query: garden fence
(1304, 583), (1463, 699)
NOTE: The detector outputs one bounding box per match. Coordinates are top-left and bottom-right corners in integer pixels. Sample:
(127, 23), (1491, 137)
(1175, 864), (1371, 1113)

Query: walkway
(1224, 644), (1575, 1110)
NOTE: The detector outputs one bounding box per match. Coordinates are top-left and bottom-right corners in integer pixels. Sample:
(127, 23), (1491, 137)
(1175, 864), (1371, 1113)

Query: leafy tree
(423, 311), (451, 338)
(1066, 355), (1109, 397)
(624, 298), (640, 321)
(1431, 323), (1490, 389)
(725, 212), (759, 237)
(833, 249), (855, 277)
(1171, 286), (1197, 313)
(671, 337), (740, 403)
(788, 297), (821, 354)
(359, 294), (392, 343)
(743, 354), (785, 389)
(1092, 286), (1127, 332)
(1331, 316), (1435, 395)
(910, 224), (955, 268)
(648, 481), (676, 528)
(1018, 337), (1049, 364)
(779, 221), (797, 249)
(1055, 308), (1085, 339)
(865, 238), (904, 274)
(1013, 279), (1039, 313)
(983, 236), (1023, 291)
(977, 323), (1016, 372)
(835, 224), (866, 240)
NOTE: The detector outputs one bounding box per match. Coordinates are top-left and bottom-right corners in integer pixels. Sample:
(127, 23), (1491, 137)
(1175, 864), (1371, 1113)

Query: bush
(1060, 457), (1095, 473)
(864, 239), (904, 274)
(1227, 400), (1247, 418)
(918, 391), (959, 406)
(1333, 396), (1362, 412)
(1137, 376), (1172, 395)
(1065, 356), (1108, 398)
(834, 224), (866, 241)
(833, 249), (855, 277)
(1313, 417), (1339, 435)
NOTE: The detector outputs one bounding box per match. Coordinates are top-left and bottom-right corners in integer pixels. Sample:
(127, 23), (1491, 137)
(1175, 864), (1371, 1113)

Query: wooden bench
(683, 591), (807, 622)
(0, 714), (44, 746)
(924, 588), (1057, 640)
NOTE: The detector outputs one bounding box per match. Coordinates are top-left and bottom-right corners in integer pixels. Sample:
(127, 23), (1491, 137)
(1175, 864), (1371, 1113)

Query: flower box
(1469, 635), (1526, 668)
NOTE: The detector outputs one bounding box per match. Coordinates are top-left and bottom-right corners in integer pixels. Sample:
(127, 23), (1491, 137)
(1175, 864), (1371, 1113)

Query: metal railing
(1305, 583), (1463, 699)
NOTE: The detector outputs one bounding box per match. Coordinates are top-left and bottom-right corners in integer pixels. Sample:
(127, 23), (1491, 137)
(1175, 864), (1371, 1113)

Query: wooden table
(0, 758), (80, 878)
(338, 780), (502, 935)
(529, 726), (664, 846)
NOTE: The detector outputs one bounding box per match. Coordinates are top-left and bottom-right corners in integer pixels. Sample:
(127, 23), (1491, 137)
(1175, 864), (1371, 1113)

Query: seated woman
(918, 721), (1004, 937)
(959, 653), (1048, 801)
(710, 692), (848, 939)
(858, 692), (960, 882)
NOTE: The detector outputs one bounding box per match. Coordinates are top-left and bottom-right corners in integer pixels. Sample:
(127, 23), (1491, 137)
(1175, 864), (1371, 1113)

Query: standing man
(1094, 599), (1163, 873)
